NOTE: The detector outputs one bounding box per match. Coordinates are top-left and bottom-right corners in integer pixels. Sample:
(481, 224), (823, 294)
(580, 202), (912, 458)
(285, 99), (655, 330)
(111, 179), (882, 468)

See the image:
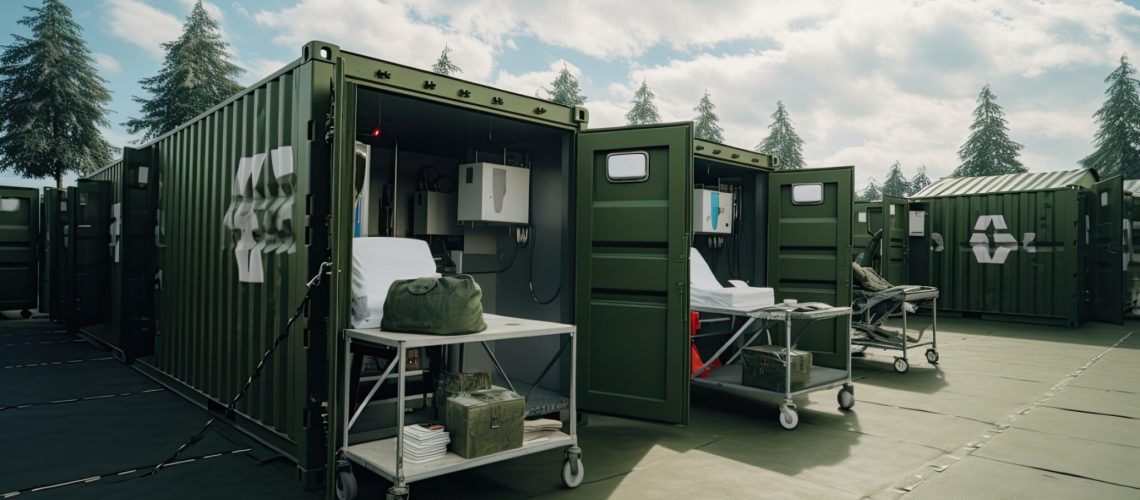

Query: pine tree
(755, 101), (805, 169)
(954, 84), (1025, 177)
(881, 161), (910, 197)
(125, 1), (242, 141)
(0, 0), (112, 188)
(432, 45), (461, 76)
(625, 79), (660, 125)
(544, 65), (586, 106)
(909, 164), (932, 195)
(693, 90), (724, 143)
(858, 178), (881, 202)
(1079, 54), (1140, 179)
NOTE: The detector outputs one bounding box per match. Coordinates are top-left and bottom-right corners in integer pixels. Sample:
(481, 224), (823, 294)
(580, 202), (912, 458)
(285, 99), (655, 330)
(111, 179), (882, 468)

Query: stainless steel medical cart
(336, 315), (581, 499)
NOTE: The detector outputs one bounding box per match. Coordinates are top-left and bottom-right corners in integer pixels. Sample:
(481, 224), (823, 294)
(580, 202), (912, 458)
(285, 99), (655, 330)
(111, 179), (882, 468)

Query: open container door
(767, 167), (853, 368)
(69, 179), (112, 330)
(575, 123), (693, 425)
(0, 187), (39, 314)
(1091, 175), (1124, 324)
(881, 195), (909, 284)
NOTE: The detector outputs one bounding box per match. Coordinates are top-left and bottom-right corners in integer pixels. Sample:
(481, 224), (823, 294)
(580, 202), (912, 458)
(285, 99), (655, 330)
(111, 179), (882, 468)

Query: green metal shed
(910, 168), (1128, 326)
(0, 186), (40, 315)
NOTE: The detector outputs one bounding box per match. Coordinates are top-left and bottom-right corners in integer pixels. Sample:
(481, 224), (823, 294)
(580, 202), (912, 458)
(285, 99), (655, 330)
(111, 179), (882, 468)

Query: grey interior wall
(369, 132), (573, 396)
(464, 134), (573, 394)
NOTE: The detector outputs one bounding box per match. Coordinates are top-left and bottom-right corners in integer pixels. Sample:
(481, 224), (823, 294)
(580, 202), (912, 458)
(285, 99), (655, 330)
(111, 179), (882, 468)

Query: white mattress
(689, 248), (775, 310)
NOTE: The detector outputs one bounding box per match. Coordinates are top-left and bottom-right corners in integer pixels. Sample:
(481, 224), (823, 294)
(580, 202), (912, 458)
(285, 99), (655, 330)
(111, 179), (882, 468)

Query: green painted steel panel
(44, 188), (70, 321)
(0, 186), (40, 311)
(881, 196), (909, 284)
(1126, 192), (1140, 315)
(1090, 176), (1124, 324)
(924, 187), (1085, 325)
(68, 180), (112, 330)
(575, 123), (693, 424)
(767, 167), (853, 369)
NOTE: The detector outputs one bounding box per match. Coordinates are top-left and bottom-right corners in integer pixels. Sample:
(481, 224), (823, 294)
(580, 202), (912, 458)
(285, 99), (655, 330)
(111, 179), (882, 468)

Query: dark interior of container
(347, 87), (575, 441)
(690, 158), (769, 362)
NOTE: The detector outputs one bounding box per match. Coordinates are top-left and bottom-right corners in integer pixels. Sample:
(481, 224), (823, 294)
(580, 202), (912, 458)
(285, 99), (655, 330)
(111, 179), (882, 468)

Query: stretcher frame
(851, 286), (940, 373)
(689, 302), (855, 430)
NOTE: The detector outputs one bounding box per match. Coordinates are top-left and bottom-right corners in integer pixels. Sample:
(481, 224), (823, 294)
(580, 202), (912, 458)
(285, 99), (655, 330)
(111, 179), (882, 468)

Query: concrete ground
(375, 316), (1140, 499)
(2, 315), (1137, 498)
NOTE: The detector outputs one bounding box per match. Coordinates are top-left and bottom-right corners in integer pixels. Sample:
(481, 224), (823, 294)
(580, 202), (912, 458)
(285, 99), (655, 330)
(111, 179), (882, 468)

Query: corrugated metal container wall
(0, 186), (40, 313)
(926, 187), (1085, 325)
(146, 54), (330, 482)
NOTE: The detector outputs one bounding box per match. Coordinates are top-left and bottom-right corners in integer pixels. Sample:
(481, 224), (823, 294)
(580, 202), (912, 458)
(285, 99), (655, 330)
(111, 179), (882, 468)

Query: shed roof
(910, 169), (1098, 199)
(1124, 179), (1140, 195)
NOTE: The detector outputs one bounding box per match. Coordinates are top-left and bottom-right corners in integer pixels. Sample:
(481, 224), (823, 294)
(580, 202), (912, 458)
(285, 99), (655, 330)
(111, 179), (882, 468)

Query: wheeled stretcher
(850, 262), (940, 373)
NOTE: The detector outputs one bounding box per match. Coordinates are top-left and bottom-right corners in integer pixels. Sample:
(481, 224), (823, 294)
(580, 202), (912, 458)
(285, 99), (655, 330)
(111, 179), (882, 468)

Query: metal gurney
(689, 249), (854, 430)
(851, 262), (940, 373)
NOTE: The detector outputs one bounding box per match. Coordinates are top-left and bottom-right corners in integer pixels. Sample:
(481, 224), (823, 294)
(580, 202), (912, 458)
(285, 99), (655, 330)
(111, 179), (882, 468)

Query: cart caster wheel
(893, 357), (909, 373)
(561, 457), (585, 488)
(837, 387), (855, 410)
(925, 349), (940, 365)
(335, 469), (357, 500)
(19, 309), (31, 319)
(386, 485), (409, 500)
(778, 406), (799, 430)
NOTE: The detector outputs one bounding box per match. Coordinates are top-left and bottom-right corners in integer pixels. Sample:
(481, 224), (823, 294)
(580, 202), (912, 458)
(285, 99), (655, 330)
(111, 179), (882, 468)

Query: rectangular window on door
(606, 152), (649, 182)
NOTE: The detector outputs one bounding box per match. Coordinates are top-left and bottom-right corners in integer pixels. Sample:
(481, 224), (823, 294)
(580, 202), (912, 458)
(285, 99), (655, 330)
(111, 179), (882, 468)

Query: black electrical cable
(147, 261), (332, 477)
(528, 224), (562, 305)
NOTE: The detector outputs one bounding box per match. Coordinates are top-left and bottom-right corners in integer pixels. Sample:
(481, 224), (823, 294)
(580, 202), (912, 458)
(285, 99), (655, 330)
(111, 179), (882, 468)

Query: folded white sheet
(690, 247), (775, 310)
(351, 237), (439, 328)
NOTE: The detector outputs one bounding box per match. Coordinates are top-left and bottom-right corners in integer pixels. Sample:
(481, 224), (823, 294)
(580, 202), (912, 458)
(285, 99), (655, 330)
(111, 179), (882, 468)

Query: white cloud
(493, 60), (581, 99)
(253, 0), (498, 81)
(246, 0), (1140, 188)
(240, 58), (291, 85)
(92, 53), (122, 74)
(102, 0), (182, 58)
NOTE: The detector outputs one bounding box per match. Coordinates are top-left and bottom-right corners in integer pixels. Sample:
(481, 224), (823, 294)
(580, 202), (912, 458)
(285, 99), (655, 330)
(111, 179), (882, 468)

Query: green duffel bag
(381, 274), (488, 335)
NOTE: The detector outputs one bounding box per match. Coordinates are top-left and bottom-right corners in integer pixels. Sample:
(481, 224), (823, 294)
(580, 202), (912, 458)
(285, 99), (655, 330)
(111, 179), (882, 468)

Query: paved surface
(0, 318), (320, 500)
(2, 315), (1137, 499)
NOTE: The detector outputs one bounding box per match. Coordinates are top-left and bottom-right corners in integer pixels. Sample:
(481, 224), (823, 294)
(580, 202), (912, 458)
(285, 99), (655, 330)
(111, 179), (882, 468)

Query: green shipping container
(41, 188), (68, 321)
(91, 40), (855, 492)
(912, 169), (1127, 326)
(0, 186), (40, 314)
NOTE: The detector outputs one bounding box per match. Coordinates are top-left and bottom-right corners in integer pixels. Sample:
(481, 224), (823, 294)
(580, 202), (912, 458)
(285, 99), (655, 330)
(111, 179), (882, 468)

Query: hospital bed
(688, 248), (854, 430)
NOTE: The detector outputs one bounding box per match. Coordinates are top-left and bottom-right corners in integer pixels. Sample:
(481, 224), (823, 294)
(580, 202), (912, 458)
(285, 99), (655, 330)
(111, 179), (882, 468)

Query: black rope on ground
(146, 261), (331, 477)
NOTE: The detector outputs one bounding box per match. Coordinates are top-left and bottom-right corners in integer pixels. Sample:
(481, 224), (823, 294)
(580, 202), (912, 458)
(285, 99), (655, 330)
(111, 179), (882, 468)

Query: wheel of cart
(335, 458), (358, 500)
(925, 348), (940, 364)
(778, 403), (799, 430)
(893, 357), (909, 373)
(837, 384), (855, 410)
(561, 446), (585, 488)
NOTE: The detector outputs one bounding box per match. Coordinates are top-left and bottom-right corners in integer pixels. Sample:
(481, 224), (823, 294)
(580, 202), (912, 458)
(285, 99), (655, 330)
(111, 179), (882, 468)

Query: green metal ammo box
(434, 372), (491, 420)
(446, 389), (524, 459)
(742, 345), (813, 392)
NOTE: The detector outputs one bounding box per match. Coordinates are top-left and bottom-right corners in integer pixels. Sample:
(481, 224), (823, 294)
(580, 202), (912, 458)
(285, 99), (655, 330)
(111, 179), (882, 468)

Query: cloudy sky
(2, 0), (1139, 190)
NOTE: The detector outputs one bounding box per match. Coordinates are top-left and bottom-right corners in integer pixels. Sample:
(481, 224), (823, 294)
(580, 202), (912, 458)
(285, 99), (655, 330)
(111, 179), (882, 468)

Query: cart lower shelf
(692, 364), (850, 398)
(344, 431), (574, 483)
